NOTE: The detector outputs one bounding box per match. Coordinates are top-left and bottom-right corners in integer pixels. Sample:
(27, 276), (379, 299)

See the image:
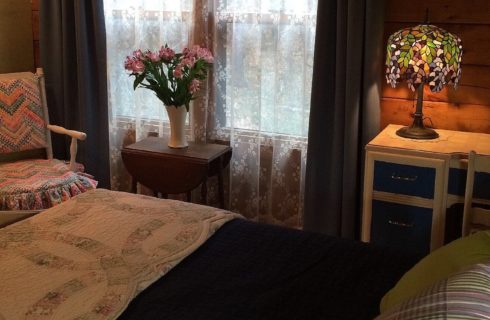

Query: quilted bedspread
(0, 189), (239, 319)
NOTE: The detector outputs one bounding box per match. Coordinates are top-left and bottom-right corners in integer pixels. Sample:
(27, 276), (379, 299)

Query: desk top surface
(368, 125), (490, 156)
(122, 137), (232, 162)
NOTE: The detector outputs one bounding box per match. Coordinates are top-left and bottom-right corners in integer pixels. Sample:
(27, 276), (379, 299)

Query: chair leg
(462, 151), (476, 237)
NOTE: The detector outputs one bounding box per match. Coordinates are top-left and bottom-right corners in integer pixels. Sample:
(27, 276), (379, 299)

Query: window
(104, 0), (316, 137)
(105, 0), (317, 227)
(104, 0), (192, 120)
(214, 0), (317, 137)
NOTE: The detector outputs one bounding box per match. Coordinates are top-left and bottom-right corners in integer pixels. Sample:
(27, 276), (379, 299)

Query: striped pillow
(376, 263), (490, 320)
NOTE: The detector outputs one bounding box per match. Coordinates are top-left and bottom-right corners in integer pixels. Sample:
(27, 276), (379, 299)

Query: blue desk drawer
(371, 200), (432, 254)
(373, 161), (436, 199)
(448, 168), (490, 199)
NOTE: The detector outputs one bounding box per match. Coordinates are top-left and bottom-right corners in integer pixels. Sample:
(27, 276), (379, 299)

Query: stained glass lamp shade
(386, 24), (463, 139)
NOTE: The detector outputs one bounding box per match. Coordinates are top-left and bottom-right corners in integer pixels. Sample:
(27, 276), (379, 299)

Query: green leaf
(133, 74), (145, 90)
(408, 47), (414, 57)
(147, 78), (158, 86)
(427, 54), (433, 64)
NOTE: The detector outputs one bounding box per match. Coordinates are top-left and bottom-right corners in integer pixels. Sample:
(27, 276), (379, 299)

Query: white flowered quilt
(0, 189), (239, 319)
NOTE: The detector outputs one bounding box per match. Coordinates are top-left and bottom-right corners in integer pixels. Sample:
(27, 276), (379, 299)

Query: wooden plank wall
(32, 0), (40, 69)
(382, 0), (490, 134)
(0, 0), (34, 73)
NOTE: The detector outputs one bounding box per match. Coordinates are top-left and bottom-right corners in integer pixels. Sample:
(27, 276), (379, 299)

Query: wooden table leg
(131, 178), (137, 194)
(218, 156), (225, 209)
(201, 177), (208, 205)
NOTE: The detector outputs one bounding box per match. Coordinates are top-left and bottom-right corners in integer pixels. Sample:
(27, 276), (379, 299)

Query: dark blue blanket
(120, 219), (418, 320)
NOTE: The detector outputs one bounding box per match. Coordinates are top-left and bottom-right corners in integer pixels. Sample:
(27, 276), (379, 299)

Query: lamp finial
(425, 8), (430, 24)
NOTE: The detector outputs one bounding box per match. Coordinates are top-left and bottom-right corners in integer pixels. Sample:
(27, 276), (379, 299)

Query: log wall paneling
(32, 0), (40, 69)
(385, 0), (490, 25)
(0, 0), (34, 73)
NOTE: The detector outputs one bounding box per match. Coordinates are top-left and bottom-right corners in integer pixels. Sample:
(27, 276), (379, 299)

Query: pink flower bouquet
(125, 44), (213, 111)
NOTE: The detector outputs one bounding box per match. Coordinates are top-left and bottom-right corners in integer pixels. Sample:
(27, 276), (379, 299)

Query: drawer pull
(388, 220), (414, 228)
(391, 173), (418, 182)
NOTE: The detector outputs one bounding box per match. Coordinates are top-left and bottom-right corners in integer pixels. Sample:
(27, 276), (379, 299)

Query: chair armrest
(47, 124), (87, 171)
(47, 124), (87, 141)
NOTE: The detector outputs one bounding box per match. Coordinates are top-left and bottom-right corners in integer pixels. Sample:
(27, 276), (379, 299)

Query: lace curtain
(104, 0), (317, 228)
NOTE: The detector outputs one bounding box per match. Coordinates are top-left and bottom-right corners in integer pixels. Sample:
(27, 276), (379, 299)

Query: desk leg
(131, 178), (137, 194)
(201, 177), (208, 205)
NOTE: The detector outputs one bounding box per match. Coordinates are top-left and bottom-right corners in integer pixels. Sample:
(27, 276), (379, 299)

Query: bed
(120, 219), (419, 320)
(0, 189), (419, 320)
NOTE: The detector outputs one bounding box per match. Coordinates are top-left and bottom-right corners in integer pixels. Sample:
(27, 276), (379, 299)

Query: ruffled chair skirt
(0, 159), (97, 210)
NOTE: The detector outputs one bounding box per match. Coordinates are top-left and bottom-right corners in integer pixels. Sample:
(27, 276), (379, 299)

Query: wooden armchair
(0, 68), (97, 225)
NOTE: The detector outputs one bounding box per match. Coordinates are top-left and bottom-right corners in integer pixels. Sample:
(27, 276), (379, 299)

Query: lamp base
(396, 126), (439, 140)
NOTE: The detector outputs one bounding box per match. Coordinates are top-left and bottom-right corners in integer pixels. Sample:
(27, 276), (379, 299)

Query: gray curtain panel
(40, 0), (110, 188)
(304, 0), (384, 238)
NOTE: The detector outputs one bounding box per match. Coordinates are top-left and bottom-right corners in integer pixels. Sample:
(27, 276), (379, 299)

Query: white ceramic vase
(165, 105), (188, 148)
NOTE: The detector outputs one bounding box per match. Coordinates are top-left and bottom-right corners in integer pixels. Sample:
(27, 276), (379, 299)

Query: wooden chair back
(0, 68), (53, 162)
(462, 151), (490, 236)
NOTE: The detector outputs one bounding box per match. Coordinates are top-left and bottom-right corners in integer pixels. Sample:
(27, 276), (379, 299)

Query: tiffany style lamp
(385, 24), (463, 139)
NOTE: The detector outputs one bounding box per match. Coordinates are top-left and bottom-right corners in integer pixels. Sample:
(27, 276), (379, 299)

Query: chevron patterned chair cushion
(0, 77), (48, 154)
(0, 159), (97, 210)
